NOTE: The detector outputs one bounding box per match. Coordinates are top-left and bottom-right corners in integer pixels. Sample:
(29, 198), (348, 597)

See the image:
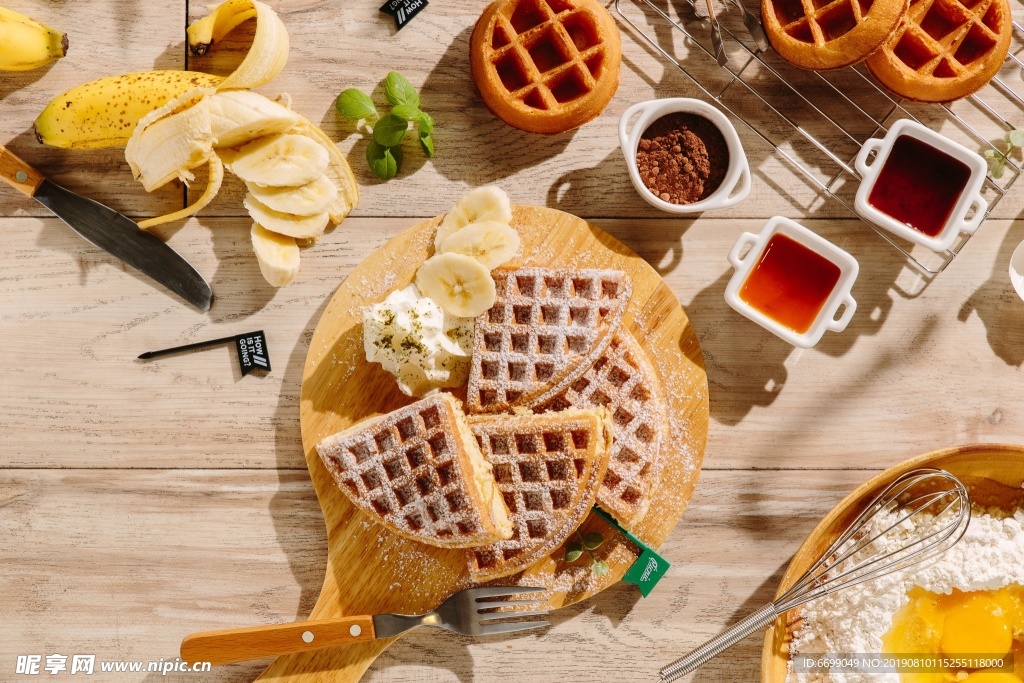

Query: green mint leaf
(384, 71), (419, 108)
(372, 114), (409, 147)
(983, 148), (999, 158)
(591, 560), (610, 576)
(991, 158), (1005, 179)
(565, 541), (583, 563)
(366, 140), (401, 180)
(1007, 129), (1024, 148)
(336, 88), (377, 120)
(418, 110), (434, 135)
(420, 131), (434, 158)
(392, 104), (422, 121)
(583, 532), (604, 550)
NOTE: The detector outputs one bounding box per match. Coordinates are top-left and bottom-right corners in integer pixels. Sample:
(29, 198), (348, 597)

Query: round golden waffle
(762, 0), (908, 70)
(866, 0), (1011, 102)
(469, 0), (622, 134)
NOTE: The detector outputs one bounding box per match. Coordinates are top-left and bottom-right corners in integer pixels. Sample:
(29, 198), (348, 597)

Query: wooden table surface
(2, 0), (1023, 681)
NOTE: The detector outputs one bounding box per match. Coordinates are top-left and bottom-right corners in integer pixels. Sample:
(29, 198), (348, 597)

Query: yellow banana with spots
(0, 5), (67, 71)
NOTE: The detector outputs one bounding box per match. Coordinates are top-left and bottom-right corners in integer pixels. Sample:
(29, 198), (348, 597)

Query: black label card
(380, 0), (428, 31)
(235, 331), (270, 376)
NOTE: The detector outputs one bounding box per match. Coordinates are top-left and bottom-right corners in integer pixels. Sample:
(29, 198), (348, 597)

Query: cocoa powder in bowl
(635, 112), (730, 205)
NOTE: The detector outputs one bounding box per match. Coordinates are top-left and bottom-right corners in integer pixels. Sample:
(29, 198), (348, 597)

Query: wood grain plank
(0, 0), (187, 218)
(2, 215), (1022, 471)
(0, 468), (869, 682)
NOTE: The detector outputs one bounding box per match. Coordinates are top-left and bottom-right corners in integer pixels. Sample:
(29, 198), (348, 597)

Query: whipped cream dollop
(363, 284), (473, 397)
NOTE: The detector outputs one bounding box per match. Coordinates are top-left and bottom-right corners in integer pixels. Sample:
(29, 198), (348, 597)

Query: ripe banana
(243, 193), (329, 239)
(34, 71), (223, 149)
(208, 90), (299, 148)
(0, 6), (66, 71)
(251, 222), (300, 287)
(415, 253), (496, 318)
(245, 175), (337, 216)
(438, 220), (521, 269)
(227, 133), (329, 187)
(435, 186), (513, 248)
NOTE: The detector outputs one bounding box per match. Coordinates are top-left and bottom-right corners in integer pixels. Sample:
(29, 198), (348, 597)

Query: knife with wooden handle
(0, 145), (213, 312)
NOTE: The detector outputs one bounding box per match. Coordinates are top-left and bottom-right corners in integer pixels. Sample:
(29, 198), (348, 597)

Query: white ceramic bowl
(854, 119), (988, 253)
(725, 216), (859, 349)
(1009, 239), (1024, 303)
(619, 98), (751, 213)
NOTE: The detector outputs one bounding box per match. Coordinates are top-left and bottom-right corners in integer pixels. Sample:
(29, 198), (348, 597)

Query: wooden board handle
(181, 616), (376, 666)
(0, 145), (44, 197)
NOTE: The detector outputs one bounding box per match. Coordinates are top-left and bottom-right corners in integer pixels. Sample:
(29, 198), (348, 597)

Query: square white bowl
(854, 119), (988, 253)
(725, 217), (859, 349)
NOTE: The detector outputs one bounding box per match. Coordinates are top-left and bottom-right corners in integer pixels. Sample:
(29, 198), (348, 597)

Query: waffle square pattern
(467, 268), (631, 414)
(469, 0), (622, 134)
(866, 0), (1012, 102)
(467, 408), (611, 581)
(316, 394), (512, 549)
(538, 330), (667, 530)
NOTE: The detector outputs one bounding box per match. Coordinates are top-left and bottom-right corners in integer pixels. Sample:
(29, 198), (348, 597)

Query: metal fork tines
(372, 586), (550, 639)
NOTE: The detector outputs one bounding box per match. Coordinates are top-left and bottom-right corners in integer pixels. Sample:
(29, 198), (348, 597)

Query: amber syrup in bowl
(867, 135), (972, 238)
(739, 234), (842, 334)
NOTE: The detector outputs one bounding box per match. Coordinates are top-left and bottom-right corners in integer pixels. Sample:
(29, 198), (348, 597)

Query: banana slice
(244, 175), (337, 216)
(243, 193), (330, 239)
(208, 89), (299, 148)
(227, 133), (328, 187)
(438, 220), (520, 270)
(435, 186), (513, 249)
(415, 252), (496, 318)
(251, 222), (300, 287)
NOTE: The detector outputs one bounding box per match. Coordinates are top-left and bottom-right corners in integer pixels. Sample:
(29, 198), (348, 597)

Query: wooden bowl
(761, 443), (1024, 683)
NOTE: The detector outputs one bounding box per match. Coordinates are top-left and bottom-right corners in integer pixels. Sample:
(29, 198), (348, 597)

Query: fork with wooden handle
(181, 586), (550, 666)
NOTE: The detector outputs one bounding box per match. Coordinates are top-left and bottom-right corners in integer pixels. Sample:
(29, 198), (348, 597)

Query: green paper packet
(593, 507), (670, 597)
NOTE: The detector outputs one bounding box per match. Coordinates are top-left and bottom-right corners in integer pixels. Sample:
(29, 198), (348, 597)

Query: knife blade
(0, 145), (213, 312)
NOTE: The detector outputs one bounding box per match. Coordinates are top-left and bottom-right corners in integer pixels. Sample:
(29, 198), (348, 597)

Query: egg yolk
(941, 595), (1013, 658)
(882, 585), (1024, 683)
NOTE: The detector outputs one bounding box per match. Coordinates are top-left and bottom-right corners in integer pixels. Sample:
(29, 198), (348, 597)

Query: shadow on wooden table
(420, 27), (577, 185)
(958, 219), (1024, 368)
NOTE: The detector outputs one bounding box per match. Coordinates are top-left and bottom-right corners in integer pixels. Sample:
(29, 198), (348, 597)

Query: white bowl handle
(959, 193), (988, 235)
(855, 138), (885, 178)
(715, 157), (752, 209)
(827, 293), (857, 332)
(728, 232), (760, 270)
(618, 102), (652, 159)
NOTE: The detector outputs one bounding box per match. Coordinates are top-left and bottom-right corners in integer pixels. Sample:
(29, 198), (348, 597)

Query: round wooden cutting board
(258, 206), (709, 682)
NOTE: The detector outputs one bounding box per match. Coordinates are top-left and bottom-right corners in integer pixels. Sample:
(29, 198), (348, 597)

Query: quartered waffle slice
(466, 268), (632, 414)
(469, 0), (622, 134)
(537, 330), (667, 531)
(865, 0), (1011, 102)
(316, 393), (513, 549)
(762, 0), (907, 70)
(467, 408), (612, 581)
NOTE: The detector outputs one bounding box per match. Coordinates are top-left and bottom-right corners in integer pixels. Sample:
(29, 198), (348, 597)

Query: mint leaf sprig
(335, 71), (435, 180)
(565, 530), (609, 576)
(983, 129), (1024, 180)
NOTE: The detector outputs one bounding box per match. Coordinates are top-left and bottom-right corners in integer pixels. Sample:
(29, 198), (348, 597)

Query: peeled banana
(438, 220), (521, 269)
(34, 71), (223, 149)
(252, 222), (300, 287)
(243, 193), (329, 239)
(0, 6), (66, 71)
(228, 133), (329, 187)
(435, 186), (513, 248)
(416, 253), (496, 318)
(125, 89), (216, 191)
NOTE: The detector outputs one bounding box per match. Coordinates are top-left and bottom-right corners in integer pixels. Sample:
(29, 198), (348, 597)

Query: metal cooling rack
(615, 0), (1024, 274)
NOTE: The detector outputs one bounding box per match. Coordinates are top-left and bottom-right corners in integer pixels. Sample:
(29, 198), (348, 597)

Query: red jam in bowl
(867, 135), (972, 237)
(740, 233), (841, 334)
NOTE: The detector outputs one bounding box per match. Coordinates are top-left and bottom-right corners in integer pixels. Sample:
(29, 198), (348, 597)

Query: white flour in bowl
(786, 508), (1024, 683)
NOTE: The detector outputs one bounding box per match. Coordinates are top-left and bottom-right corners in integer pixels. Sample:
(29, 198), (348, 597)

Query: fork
(180, 586), (550, 666)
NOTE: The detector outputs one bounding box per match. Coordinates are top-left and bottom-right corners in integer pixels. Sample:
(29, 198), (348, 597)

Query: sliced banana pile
(415, 186), (520, 318)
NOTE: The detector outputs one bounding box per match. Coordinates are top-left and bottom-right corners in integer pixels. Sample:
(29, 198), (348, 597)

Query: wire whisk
(659, 468), (971, 681)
